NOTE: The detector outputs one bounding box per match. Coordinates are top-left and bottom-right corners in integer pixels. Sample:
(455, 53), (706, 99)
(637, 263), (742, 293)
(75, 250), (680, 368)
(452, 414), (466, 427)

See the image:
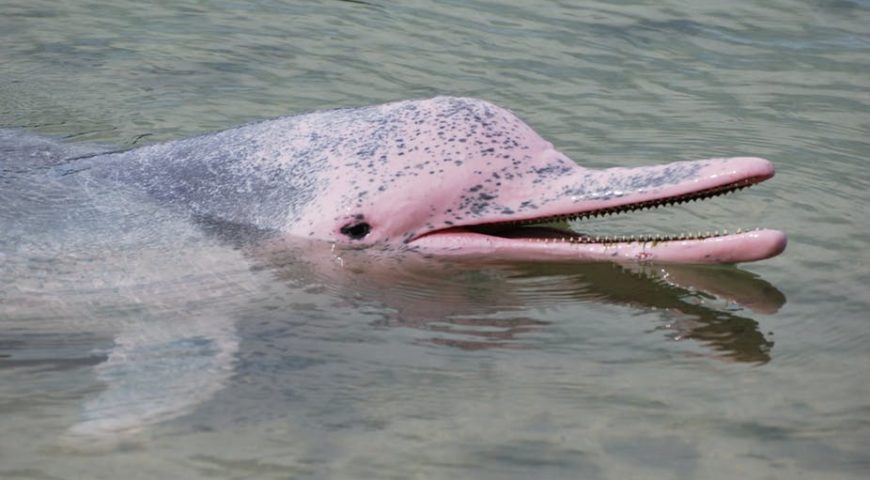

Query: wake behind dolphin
(66, 96), (785, 264)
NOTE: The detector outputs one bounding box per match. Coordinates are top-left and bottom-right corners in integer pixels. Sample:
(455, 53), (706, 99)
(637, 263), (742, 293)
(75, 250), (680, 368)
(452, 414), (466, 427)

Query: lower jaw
(408, 228), (787, 264)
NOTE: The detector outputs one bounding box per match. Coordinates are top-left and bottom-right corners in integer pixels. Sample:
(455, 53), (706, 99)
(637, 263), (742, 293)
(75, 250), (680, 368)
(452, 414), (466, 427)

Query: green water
(1, 1), (868, 478)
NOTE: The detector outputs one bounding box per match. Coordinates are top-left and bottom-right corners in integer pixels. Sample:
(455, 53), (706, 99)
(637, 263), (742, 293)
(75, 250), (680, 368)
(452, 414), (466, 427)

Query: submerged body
(68, 96), (785, 263)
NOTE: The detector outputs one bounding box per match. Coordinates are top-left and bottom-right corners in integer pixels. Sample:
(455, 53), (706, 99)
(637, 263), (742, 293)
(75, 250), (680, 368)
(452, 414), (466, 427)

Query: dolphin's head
(287, 97), (785, 264)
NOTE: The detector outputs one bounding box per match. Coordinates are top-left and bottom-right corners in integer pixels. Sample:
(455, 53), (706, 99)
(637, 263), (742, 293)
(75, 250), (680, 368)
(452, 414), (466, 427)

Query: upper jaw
(499, 156), (776, 226)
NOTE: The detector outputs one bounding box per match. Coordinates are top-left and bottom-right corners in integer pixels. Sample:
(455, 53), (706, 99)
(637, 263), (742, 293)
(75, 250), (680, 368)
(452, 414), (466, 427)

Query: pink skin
(284, 98), (786, 264)
(412, 227), (787, 264)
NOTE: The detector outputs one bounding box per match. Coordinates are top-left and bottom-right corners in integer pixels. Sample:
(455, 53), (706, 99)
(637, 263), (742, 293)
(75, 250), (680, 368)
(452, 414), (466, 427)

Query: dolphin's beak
(409, 157), (787, 264)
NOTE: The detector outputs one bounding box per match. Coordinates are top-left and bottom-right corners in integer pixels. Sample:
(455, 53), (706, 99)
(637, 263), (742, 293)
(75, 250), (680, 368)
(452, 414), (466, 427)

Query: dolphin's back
(84, 114), (333, 231)
(81, 100), (424, 232)
(70, 96), (529, 236)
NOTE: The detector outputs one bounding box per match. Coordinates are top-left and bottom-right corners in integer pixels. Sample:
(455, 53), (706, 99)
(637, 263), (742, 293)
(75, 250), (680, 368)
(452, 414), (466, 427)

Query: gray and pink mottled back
(90, 97), (571, 241)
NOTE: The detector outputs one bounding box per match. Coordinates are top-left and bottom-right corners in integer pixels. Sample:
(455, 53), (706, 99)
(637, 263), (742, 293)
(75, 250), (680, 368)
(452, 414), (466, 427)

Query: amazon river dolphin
(0, 99), (787, 443)
(67, 96), (785, 263)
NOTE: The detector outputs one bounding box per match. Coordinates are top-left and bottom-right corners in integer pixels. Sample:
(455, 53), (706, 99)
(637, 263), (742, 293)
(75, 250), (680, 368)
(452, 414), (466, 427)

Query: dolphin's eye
(340, 222), (371, 240)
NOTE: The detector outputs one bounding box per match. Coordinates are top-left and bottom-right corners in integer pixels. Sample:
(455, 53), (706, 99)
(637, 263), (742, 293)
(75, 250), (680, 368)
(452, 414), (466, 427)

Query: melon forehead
(287, 96), (577, 240)
(328, 97), (558, 208)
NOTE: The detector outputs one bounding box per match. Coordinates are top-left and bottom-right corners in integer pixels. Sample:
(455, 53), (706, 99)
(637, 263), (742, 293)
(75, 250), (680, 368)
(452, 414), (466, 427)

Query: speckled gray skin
(70, 96), (784, 263)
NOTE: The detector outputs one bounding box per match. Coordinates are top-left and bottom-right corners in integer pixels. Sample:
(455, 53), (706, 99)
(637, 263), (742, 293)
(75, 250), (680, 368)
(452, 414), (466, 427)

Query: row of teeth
(510, 178), (756, 226)
(528, 228), (758, 244)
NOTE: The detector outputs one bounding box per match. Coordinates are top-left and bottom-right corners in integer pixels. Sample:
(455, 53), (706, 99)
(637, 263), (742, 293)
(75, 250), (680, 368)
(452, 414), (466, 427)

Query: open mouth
(462, 176), (765, 245)
(410, 157), (787, 264)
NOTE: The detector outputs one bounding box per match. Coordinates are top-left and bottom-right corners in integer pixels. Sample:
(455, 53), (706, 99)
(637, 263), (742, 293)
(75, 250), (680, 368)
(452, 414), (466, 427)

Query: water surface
(1, 1), (868, 478)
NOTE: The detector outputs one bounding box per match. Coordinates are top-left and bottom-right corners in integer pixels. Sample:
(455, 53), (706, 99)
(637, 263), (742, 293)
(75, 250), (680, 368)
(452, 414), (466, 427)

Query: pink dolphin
(90, 97), (786, 264)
